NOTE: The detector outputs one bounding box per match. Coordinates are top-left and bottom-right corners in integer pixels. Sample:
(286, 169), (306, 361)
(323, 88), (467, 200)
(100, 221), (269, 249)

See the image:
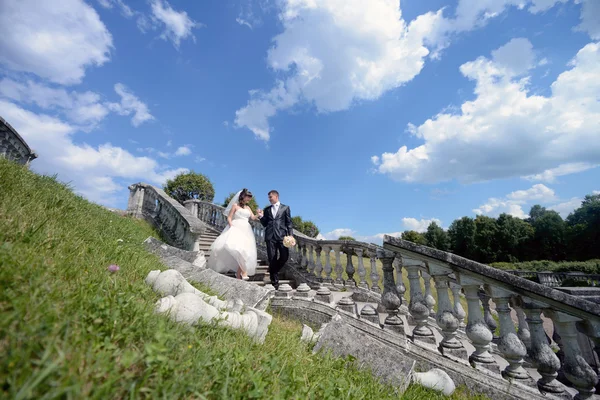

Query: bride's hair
(238, 188), (253, 205)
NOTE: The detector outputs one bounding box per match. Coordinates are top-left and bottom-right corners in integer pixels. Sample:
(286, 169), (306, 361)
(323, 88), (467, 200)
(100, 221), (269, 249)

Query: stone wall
(0, 116), (37, 165)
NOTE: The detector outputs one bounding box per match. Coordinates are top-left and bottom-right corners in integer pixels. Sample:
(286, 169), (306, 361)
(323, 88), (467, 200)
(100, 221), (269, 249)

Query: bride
(207, 189), (258, 280)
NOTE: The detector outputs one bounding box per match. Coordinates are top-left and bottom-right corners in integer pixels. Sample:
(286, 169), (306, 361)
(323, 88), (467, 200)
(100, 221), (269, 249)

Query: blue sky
(1, 0), (599, 243)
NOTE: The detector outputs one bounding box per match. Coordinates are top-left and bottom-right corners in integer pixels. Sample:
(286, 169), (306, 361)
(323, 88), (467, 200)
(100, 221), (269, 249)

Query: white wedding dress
(207, 207), (257, 276)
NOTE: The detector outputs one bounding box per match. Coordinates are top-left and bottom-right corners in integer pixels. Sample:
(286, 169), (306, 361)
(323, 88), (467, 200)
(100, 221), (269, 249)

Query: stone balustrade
(127, 183), (208, 251)
(507, 270), (600, 288)
(0, 116), (37, 166)
(384, 236), (600, 400)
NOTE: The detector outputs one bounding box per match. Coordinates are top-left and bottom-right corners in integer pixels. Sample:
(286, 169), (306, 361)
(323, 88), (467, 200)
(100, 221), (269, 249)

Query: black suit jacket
(260, 204), (293, 242)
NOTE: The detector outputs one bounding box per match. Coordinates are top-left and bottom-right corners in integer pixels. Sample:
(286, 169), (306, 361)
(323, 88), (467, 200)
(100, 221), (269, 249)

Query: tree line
(401, 194), (600, 264)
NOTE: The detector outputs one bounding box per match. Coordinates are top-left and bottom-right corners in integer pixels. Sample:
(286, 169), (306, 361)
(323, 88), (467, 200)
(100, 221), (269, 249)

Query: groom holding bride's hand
(257, 190), (293, 290)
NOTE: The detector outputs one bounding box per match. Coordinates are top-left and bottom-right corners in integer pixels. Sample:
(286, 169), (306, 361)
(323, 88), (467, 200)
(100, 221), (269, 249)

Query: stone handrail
(127, 183), (208, 251)
(507, 270), (600, 288)
(0, 116), (37, 166)
(383, 236), (600, 399)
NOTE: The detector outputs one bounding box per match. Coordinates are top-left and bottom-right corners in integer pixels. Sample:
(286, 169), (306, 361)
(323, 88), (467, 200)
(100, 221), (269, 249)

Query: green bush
(490, 259), (600, 274)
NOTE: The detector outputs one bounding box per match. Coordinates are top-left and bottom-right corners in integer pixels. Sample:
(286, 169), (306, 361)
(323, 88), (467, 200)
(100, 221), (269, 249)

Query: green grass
(0, 158), (488, 399)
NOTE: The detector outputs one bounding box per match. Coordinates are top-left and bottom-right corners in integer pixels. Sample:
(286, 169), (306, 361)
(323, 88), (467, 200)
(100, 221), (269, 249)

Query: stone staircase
(198, 228), (295, 288)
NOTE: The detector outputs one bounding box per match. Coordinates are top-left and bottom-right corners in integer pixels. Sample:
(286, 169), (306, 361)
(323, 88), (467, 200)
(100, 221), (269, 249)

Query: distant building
(0, 116), (37, 166)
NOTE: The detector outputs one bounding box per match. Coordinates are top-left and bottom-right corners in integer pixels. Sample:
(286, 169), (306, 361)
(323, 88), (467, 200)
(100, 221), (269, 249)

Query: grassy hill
(0, 158), (486, 399)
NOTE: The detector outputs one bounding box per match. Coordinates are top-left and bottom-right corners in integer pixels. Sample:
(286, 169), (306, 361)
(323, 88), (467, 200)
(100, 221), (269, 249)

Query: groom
(257, 190), (293, 290)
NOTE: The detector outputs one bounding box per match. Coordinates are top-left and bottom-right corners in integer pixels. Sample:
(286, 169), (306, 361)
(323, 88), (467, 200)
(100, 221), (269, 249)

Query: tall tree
(494, 213), (534, 262)
(473, 215), (499, 263)
(424, 222), (449, 250)
(448, 217), (476, 259)
(292, 216), (320, 238)
(528, 206), (566, 261)
(566, 194), (600, 260)
(163, 171), (215, 204)
(401, 230), (427, 245)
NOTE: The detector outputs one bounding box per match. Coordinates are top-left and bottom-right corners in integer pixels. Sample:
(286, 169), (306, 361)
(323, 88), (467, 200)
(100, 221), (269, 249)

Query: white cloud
(96, 0), (134, 17)
(174, 145), (192, 156)
(491, 38), (538, 76)
(1, 100), (185, 206)
(427, 0), (597, 54)
(150, 0), (200, 48)
(523, 162), (598, 182)
(473, 184), (556, 218)
(0, 0), (112, 85)
(322, 228), (356, 240)
(0, 79), (154, 128)
(574, 0), (600, 40)
(372, 41), (600, 184)
(549, 197), (583, 218)
(234, 0), (443, 140)
(108, 84), (154, 127)
(401, 217), (442, 233)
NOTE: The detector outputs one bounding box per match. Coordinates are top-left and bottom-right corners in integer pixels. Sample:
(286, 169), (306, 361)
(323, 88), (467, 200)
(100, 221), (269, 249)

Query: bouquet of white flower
(283, 235), (296, 248)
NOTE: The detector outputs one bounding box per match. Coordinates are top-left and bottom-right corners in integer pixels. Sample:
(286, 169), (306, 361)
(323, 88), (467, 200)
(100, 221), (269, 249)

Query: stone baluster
(510, 297), (532, 360)
(360, 305), (380, 325)
(479, 290), (498, 336)
(394, 258), (407, 314)
(300, 243), (308, 272)
(314, 246), (323, 280)
(487, 287), (533, 385)
(355, 248), (368, 289)
(450, 283), (466, 328)
(520, 298), (566, 397)
(369, 250), (381, 293)
(334, 246), (344, 285)
(429, 263), (467, 360)
(546, 311), (599, 400)
(380, 250), (405, 338)
(345, 251), (356, 287)
(577, 320), (600, 393)
(307, 244), (315, 275)
(422, 270), (436, 318)
(405, 260), (435, 346)
(458, 275), (499, 373)
(323, 246), (333, 283)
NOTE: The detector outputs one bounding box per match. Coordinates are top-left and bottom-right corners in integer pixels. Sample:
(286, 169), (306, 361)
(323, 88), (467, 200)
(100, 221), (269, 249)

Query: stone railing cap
(129, 182), (207, 234)
(383, 235), (600, 318)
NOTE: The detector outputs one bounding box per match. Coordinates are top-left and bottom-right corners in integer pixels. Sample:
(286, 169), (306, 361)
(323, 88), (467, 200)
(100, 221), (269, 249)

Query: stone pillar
(300, 243), (308, 272)
(314, 246), (323, 280)
(577, 320), (600, 394)
(355, 248), (368, 289)
(487, 287), (533, 385)
(334, 247), (344, 285)
(479, 290), (498, 336)
(394, 257), (408, 315)
(406, 263), (435, 346)
(345, 252), (356, 287)
(431, 272), (467, 360)
(337, 296), (357, 316)
(458, 275), (499, 374)
(380, 252), (405, 338)
(546, 311), (599, 400)
(510, 297), (532, 360)
(422, 270), (436, 318)
(369, 250), (381, 293)
(323, 246), (333, 284)
(127, 185), (145, 218)
(450, 283), (466, 329)
(521, 298), (566, 397)
(307, 244), (315, 275)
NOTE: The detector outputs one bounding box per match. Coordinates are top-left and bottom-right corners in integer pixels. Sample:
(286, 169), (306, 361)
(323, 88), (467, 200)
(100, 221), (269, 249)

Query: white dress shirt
(271, 201), (280, 217)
